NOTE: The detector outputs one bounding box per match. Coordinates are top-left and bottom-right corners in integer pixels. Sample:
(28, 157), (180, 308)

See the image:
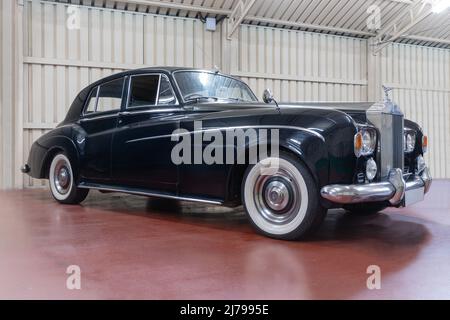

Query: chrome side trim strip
(126, 125), (325, 144)
(80, 113), (120, 121)
(78, 183), (223, 205)
(119, 108), (183, 116)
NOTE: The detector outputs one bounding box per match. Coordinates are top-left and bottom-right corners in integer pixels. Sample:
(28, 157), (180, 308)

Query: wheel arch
(225, 130), (329, 205)
(39, 136), (80, 180)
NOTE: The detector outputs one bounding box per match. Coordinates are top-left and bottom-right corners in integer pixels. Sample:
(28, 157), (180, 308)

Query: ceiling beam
(404, 34), (450, 45)
(372, 0), (434, 53)
(248, 16), (376, 37)
(46, 0), (450, 46)
(117, 0), (230, 15)
(227, 0), (256, 39)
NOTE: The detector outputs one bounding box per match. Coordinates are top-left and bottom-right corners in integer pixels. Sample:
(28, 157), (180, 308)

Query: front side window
(174, 71), (257, 103)
(128, 75), (160, 108)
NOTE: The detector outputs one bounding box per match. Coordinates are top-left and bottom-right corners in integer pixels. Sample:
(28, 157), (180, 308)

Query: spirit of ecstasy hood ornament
(378, 85), (402, 115)
(382, 85), (393, 102)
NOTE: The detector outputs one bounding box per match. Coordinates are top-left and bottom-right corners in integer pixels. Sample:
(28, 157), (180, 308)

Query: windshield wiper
(185, 96), (220, 104)
(223, 98), (246, 102)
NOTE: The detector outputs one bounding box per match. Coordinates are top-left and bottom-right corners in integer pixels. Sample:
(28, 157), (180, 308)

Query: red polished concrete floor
(1, 181), (450, 300)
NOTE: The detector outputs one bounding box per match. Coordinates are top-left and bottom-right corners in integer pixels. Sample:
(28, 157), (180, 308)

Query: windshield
(174, 71), (258, 103)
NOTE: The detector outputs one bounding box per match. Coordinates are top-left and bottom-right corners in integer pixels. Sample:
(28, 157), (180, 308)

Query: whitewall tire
(49, 153), (89, 204)
(242, 152), (326, 240)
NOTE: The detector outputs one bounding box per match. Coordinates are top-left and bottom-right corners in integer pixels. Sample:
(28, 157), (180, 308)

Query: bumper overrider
(321, 167), (432, 207)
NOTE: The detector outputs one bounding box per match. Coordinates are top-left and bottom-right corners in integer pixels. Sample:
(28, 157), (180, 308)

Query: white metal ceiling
(47, 0), (450, 48)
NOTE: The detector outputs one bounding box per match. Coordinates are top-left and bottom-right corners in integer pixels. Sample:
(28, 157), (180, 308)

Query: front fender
(279, 130), (329, 188)
(236, 128), (329, 188)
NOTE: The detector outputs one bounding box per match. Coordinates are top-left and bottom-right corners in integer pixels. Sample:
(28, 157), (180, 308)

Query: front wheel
(49, 153), (89, 205)
(242, 152), (326, 240)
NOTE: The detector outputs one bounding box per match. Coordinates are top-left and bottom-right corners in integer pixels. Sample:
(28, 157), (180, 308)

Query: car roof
(89, 67), (224, 86)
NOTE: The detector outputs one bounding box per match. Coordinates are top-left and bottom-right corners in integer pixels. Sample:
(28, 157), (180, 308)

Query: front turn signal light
(354, 132), (363, 157)
(422, 135), (428, 153)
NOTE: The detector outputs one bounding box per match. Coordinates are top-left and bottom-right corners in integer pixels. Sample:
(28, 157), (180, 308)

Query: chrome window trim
(119, 108), (183, 116)
(172, 69), (258, 104)
(79, 112), (120, 122)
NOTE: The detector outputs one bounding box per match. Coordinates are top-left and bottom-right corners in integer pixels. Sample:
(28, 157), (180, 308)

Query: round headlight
(416, 155), (426, 174)
(355, 128), (377, 157)
(404, 132), (416, 153)
(366, 158), (377, 181)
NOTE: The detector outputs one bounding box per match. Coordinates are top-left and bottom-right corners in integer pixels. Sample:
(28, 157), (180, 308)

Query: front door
(111, 73), (182, 193)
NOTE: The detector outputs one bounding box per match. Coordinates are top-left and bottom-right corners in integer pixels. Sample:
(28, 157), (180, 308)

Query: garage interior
(1, 0), (450, 299)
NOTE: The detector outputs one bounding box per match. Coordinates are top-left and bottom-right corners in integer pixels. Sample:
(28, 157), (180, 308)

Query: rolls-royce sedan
(22, 67), (432, 240)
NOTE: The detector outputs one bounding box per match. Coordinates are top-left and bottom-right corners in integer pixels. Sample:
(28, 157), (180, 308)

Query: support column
(221, 18), (239, 75)
(367, 38), (383, 102)
(0, 0), (22, 189)
(15, 0), (24, 188)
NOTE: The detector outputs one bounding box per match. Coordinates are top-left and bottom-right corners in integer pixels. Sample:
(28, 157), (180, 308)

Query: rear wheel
(242, 152), (326, 240)
(49, 153), (89, 205)
(344, 202), (388, 215)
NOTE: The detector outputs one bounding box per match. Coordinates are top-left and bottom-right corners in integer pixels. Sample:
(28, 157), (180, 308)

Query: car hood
(189, 101), (372, 123)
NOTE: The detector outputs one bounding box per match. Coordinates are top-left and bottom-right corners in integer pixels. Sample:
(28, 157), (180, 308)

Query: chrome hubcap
(265, 181), (290, 211)
(53, 160), (71, 195)
(254, 169), (301, 225)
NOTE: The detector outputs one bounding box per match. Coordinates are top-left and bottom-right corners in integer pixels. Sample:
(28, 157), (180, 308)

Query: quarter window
(84, 87), (98, 114)
(97, 78), (125, 113)
(158, 75), (177, 106)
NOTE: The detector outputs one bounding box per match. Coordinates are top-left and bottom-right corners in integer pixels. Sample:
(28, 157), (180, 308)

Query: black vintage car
(22, 67), (432, 240)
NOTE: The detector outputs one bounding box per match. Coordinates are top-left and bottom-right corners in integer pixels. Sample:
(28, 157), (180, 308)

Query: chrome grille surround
(366, 99), (404, 180)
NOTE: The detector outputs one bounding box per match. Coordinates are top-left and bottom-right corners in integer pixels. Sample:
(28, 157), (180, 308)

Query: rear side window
(84, 77), (125, 114)
(128, 75), (160, 108)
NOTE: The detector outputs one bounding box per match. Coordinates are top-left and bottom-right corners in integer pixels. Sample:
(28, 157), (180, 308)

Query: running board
(78, 182), (223, 205)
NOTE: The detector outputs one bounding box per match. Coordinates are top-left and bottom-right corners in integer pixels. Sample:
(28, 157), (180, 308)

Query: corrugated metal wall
(234, 24), (368, 102)
(379, 44), (450, 179)
(1, 0), (21, 189)
(1, 0), (449, 188)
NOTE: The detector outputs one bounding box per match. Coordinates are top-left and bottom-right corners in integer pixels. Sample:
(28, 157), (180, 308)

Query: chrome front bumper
(321, 167), (432, 206)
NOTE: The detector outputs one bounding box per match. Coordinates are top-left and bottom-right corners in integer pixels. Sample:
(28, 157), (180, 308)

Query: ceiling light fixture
(428, 0), (450, 13)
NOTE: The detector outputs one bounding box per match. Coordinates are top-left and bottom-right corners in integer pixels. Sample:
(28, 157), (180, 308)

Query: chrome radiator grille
(367, 101), (404, 180)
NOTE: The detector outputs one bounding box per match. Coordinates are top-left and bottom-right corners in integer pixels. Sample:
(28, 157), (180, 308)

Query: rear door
(78, 77), (126, 182)
(111, 73), (183, 193)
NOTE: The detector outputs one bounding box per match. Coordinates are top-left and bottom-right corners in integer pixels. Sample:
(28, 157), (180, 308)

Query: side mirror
(263, 89), (274, 104)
